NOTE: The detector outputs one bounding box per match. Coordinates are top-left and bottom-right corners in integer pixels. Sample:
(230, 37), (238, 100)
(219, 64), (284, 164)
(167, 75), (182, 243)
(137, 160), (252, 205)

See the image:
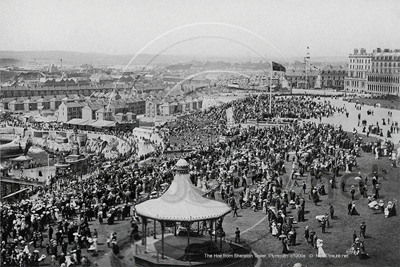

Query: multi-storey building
(345, 48), (372, 93)
(367, 48), (400, 96)
(285, 69), (319, 89)
(58, 102), (85, 122)
(320, 65), (347, 90)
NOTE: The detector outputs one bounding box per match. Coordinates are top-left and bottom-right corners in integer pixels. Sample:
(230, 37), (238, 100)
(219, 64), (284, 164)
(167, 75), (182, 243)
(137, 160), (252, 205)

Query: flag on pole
(272, 61), (286, 72)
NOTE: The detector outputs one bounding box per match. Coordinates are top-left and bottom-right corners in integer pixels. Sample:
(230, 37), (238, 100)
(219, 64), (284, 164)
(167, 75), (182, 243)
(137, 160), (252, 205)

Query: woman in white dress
(271, 221), (278, 236)
(317, 239), (327, 258)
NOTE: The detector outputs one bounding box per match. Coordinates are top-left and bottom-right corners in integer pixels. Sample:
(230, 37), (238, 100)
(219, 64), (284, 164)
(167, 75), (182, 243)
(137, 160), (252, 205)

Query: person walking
(235, 228), (240, 243)
(292, 228), (297, 246)
(329, 203), (334, 219)
(233, 204), (239, 217)
(313, 233), (318, 249)
(331, 175), (337, 189)
(321, 218), (326, 233)
(310, 230), (315, 247)
(304, 226), (310, 243)
(348, 202), (352, 215)
(360, 222), (366, 238)
(350, 186), (356, 201)
(374, 184), (380, 199)
(48, 225), (53, 241)
(302, 181), (307, 195)
(341, 180), (346, 192)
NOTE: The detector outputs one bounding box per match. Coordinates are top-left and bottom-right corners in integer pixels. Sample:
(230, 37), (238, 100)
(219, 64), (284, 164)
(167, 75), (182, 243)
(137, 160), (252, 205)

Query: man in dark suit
(360, 222), (366, 238)
(48, 225), (53, 241)
(329, 203), (334, 219)
(347, 202), (352, 215)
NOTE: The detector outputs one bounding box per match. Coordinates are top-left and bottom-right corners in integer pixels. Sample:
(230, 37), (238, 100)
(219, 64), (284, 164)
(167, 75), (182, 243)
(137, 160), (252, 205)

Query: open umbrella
(279, 234), (287, 238)
(354, 177), (362, 181)
(368, 201), (378, 208)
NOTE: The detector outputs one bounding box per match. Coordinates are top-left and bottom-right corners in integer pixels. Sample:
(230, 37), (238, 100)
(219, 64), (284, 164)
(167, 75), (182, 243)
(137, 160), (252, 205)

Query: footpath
(308, 97), (400, 144)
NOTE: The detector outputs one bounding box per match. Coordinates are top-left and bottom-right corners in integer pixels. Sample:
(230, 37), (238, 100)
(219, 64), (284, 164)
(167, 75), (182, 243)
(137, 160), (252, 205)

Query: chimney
(376, 48), (381, 53)
(60, 59), (63, 68)
(360, 48), (366, 54)
(354, 48), (359, 55)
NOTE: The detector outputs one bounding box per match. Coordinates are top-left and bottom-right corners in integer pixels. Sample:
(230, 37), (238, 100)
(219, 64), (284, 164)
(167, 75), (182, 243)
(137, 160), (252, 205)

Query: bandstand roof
(135, 159), (231, 221)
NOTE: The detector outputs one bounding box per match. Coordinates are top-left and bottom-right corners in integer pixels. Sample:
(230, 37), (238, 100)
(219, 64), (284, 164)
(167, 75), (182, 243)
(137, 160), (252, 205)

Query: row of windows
(346, 81), (366, 88)
(372, 62), (400, 67)
(349, 65), (370, 70)
(368, 75), (400, 83)
(374, 56), (400, 60)
(348, 71), (366, 79)
(350, 58), (371, 64)
(371, 69), (400, 74)
(367, 84), (400, 94)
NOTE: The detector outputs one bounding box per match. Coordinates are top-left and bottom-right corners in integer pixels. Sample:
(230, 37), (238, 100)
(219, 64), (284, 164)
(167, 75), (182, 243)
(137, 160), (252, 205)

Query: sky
(1, 0), (399, 61)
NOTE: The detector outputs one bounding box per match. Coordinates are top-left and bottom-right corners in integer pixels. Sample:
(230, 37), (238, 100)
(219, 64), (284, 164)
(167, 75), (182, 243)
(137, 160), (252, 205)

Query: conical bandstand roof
(135, 159), (231, 221)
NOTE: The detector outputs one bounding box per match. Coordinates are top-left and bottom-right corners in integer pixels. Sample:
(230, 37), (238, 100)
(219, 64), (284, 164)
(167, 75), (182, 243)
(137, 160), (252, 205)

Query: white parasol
(368, 201), (378, 208)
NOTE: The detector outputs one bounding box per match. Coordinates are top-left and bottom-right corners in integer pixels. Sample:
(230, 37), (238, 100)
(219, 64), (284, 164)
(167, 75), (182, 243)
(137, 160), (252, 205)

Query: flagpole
(269, 61), (272, 114)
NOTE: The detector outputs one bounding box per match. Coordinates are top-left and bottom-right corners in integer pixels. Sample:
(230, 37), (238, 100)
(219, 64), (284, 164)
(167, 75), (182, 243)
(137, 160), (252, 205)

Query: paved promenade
(308, 96), (400, 144)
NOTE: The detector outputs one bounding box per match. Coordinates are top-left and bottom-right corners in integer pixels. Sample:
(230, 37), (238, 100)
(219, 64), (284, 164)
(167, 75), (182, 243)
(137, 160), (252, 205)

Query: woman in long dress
(271, 221), (278, 236)
(351, 202), (360, 216)
(317, 239), (326, 258)
(282, 237), (290, 254)
(358, 241), (369, 259)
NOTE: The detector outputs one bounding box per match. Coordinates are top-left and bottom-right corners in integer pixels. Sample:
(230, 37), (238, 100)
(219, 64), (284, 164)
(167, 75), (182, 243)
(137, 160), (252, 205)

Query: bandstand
(134, 159), (236, 266)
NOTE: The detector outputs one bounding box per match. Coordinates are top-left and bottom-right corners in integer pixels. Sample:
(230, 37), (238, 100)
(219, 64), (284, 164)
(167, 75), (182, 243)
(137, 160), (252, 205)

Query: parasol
(368, 201), (378, 208)
(279, 234), (287, 238)
(354, 177), (362, 181)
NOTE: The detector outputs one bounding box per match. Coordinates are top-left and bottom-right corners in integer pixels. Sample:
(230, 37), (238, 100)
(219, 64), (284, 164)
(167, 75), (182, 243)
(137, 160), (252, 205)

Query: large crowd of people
(0, 93), (398, 266)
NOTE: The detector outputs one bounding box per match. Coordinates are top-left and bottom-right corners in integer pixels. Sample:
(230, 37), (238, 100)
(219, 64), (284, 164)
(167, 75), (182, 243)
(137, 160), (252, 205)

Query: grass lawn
(222, 144), (400, 267)
(163, 128), (400, 267)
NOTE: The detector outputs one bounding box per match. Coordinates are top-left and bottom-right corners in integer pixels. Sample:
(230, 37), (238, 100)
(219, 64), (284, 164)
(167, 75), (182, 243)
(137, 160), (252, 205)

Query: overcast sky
(1, 0), (399, 60)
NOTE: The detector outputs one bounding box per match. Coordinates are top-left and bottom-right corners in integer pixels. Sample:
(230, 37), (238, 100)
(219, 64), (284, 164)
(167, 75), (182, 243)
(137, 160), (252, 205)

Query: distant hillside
(0, 51), (196, 67)
(0, 51), (349, 67)
(0, 58), (22, 66)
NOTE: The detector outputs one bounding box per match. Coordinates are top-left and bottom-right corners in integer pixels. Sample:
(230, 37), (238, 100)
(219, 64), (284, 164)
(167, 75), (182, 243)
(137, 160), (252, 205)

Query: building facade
(367, 48), (400, 96)
(320, 66), (347, 90)
(285, 69), (318, 89)
(58, 102), (84, 122)
(344, 48), (372, 93)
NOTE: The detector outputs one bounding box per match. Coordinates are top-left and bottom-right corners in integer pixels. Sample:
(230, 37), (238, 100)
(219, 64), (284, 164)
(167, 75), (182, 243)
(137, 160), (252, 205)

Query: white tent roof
(136, 159), (231, 221)
(10, 155), (33, 162)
